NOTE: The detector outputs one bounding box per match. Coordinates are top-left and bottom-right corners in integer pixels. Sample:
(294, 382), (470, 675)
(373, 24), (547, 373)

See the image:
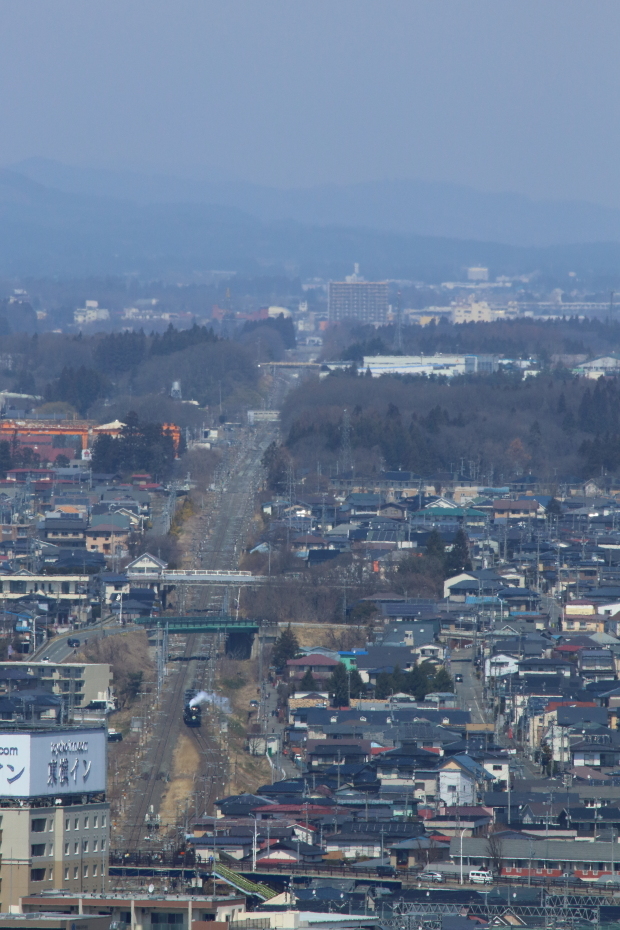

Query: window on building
(93, 839), (98, 852)
(65, 818), (70, 830)
(64, 868), (69, 881)
(30, 868), (46, 882)
(31, 819), (46, 832)
(74, 842), (79, 854)
(492, 765), (503, 771)
(84, 816), (89, 828)
(74, 818), (79, 830)
(83, 840), (88, 853)
(64, 843), (69, 855)
(83, 865), (88, 878)
(101, 839), (106, 851)
(93, 815), (98, 828)
(102, 814), (106, 826)
(48, 868), (53, 881)
(93, 864), (97, 876)
(73, 867), (78, 880)
(31, 844), (45, 857)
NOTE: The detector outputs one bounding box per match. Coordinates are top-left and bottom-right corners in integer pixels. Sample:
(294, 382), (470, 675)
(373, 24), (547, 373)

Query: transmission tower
(341, 408), (353, 476)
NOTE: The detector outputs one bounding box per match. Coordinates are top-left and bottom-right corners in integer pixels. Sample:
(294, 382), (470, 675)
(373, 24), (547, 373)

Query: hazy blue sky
(1, 1), (619, 204)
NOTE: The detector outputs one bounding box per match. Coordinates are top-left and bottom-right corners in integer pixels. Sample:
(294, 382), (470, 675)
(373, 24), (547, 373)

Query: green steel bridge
(134, 615), (261, 634)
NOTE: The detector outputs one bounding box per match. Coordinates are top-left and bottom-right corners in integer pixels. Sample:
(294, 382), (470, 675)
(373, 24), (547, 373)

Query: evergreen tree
(299, 668), (317, 692)
(444, 528), (472, 576)
(271, 625), (299, 669)
(432, 667), (454, 693)
(425, 529), (445, 561)
(262, 442), (291, 494)
(407, 662), (437, 700)
(374, 671), (393, 699)
(348, 668), (366, 699)
(91, 434), (122, 474)
(90, 414), (175, 478)
(0, 441), (11, 477)
(328, 662), (350, 707)
(45, 366), (109, 416)
(94, 331), (147, 372)
(390, 663), (406, 694)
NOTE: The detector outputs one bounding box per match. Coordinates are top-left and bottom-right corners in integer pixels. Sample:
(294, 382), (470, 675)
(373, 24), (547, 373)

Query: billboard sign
(0, 728), (106, 797)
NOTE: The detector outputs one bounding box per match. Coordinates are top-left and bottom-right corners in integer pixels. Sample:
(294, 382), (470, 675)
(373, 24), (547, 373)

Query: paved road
(32, 616), (134, 663)
(452, 647), (488, 724)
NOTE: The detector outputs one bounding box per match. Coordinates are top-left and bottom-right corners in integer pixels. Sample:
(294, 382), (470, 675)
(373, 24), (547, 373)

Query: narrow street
(452, 647), (488, 724)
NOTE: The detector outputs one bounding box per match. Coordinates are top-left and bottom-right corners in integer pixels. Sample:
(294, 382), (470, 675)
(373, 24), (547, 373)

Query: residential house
(42, 516), (87, 548)
(286, 654), (340, 685)
(493, 499), (544, 522)
(305, 739), (372, 769)
(485, 653), (519, 678)
(438, 754), (493, 806)
(578, 649), (616, 682)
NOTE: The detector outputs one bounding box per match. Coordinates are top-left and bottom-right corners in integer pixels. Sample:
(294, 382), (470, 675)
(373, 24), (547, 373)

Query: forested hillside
(278, 370), (620, 484)
(0, 324), (261, 419)
(325, 317), (620, 365)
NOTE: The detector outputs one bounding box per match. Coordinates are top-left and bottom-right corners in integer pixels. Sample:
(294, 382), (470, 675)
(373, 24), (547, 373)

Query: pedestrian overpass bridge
(127, 568), (268, 584)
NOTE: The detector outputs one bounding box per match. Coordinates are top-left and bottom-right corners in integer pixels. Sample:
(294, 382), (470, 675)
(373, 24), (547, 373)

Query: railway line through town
(120, 416), (280, 852)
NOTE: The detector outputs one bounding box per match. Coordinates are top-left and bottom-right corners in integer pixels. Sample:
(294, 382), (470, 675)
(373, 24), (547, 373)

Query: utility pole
(395, 290), (403, 352)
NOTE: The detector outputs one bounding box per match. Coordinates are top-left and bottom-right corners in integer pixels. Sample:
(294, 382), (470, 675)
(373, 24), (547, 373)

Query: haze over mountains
(1, 158), (620, 280)
(14, 158), (620, 247)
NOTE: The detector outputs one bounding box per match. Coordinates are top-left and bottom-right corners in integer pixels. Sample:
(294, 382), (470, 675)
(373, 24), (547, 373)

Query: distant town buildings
(328, 266), (388, 324)
(73, 301), (109, 325)
(347, 354), (500, 377)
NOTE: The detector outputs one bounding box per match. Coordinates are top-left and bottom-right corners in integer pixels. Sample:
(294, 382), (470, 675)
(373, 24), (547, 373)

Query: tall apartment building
(328, 280), (389, 324)
(0, 725), (109, 908)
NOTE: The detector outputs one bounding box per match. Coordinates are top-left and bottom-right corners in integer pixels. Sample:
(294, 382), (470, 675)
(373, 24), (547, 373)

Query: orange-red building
(0, 418), (182, 460)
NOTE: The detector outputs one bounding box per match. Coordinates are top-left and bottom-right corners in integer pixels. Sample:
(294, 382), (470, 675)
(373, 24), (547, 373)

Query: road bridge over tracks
(134, 615), (260, 634)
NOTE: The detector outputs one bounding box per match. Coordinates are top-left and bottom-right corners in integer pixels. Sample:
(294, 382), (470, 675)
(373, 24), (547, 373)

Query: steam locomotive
(183, 689), (201, 727)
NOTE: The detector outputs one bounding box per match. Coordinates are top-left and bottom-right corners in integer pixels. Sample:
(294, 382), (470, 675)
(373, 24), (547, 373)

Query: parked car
(250, 700), (259, 707)
(376, 865), (397, 877)
(454, 674), (463, 683)
(420, 870), (444, 883)
(469, 870), (494, 884)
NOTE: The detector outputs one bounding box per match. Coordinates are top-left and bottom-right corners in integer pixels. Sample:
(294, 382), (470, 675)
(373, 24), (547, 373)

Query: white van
(469, 870), (494, 884)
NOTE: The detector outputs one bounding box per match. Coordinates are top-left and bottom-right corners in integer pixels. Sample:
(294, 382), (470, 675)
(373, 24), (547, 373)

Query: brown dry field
(279, 622), (364, 649)
(158, 732), (202, 831)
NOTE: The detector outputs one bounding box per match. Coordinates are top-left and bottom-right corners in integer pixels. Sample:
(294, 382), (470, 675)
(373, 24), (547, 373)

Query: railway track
(125, 632), (200, 848)
(120, 418), (280, 850)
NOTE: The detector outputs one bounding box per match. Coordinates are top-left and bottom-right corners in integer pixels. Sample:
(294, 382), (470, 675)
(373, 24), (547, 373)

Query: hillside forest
(273, 369), (620, 486)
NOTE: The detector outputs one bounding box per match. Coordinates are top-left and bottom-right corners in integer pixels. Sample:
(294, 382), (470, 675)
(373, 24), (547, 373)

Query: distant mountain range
(0, 158), (618, 279)
(14, 158), (620, 248)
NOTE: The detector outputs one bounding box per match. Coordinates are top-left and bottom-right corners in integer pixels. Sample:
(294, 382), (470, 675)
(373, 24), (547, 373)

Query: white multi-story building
(74, 302), (110, 325)
(0, 726), (109, 907)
